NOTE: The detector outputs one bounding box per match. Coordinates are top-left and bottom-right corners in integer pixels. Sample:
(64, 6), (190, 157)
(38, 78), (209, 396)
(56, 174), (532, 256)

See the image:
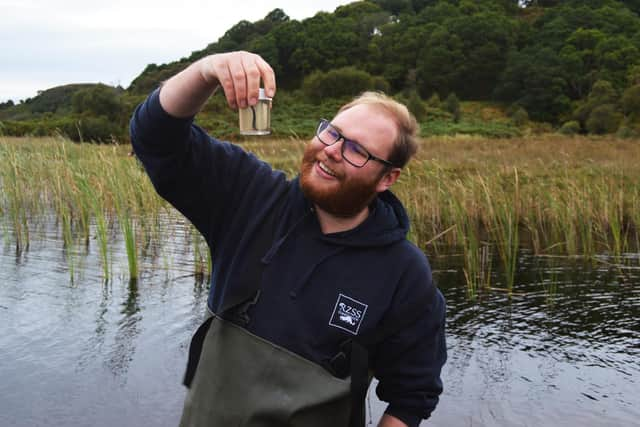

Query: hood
(316, 189), (409, 248)
(259, 178), (411, 299)
(263, 178), (410, 267)
(287, 177), (410, 248)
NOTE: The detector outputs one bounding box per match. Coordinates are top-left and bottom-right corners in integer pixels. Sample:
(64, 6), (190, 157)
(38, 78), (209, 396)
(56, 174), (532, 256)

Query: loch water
(1, 216), (638, 427)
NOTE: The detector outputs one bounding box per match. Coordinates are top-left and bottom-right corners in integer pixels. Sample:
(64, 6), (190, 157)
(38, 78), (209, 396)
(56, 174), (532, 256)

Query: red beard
(299, 143), (381, 218)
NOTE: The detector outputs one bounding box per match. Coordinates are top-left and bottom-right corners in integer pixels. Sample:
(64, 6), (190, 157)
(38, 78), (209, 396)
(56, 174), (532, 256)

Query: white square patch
(329, 293), (368, 335)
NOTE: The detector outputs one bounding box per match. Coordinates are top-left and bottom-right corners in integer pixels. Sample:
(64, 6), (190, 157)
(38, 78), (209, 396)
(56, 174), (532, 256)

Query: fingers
(227, 57), (247, 108)
(206, 51), (276, 110)
(257, 57), (276, 99)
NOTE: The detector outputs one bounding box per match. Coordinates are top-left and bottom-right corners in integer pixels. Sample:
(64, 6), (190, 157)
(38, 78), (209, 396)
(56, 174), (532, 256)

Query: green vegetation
(1, 134), (638, 291)
(3, 0), (640, 141)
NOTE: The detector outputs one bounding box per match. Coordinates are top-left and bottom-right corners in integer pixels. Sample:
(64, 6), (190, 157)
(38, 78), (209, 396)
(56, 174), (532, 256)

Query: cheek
(344, 167), (373, 183)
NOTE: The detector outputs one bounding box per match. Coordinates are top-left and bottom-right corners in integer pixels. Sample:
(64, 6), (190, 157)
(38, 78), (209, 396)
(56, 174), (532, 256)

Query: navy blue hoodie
(130, 89), (446, 426)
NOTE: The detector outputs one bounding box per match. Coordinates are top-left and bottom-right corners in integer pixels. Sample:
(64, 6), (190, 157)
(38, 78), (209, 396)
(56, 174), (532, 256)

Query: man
(130, 51), (446, 427)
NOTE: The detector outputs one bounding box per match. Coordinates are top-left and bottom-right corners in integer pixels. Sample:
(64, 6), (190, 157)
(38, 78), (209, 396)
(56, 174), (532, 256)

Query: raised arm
(159, 51), (276, 118)
(130, 52), (284, 245)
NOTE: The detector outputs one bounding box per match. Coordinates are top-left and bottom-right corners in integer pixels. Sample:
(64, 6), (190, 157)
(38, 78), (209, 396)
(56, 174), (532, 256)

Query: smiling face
(299, 104), (400, 218)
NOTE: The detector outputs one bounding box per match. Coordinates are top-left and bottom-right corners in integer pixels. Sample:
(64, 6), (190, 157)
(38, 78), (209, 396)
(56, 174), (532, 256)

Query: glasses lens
(342, 139), (369, 167)
(317, 120), (340, 146)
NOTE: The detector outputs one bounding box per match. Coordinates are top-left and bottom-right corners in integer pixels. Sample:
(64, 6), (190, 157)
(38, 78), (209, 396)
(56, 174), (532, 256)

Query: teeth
(319, 162), (337, 177)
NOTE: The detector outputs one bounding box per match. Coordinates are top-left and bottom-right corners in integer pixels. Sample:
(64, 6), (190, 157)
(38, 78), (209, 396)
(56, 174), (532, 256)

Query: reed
(1, 135), (639, 288)
(0, 143), (30, 252)
(110, 170), (139, 282)
(479, 169), (520, 293)
(76, 176), (110, 279)
(451, 181), (491, 297)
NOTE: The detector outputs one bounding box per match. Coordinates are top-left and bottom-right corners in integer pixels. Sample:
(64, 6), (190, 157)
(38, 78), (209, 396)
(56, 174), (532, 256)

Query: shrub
(426, 93), (441, 109)
(59, 116), (123, 143)
(558, 120), (581, 135)
(586, 104), (623, 134)
(72, 84), (122, 121)
(444, 93), (461, 122)
(302, 67), (389, 103)
(616, 126), (638, 139)
(621, 84), (640, 117)
(407, 91), (427, 121)
(511, 107), (529, 127)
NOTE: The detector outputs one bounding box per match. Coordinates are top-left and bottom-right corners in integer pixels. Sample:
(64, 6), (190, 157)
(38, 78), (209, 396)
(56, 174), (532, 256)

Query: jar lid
(258, 88), (272, 101)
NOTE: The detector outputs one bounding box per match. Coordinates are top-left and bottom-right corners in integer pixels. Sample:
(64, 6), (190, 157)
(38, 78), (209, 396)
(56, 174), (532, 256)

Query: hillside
(2, 0), (640, 142)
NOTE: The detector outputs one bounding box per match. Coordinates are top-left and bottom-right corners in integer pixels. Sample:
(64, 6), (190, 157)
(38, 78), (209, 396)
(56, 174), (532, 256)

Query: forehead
(331, 104), (397, 157)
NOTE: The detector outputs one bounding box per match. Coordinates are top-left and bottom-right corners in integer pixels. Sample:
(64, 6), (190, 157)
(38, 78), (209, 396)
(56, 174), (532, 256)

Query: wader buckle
(328, 339), (352, 379)
(227, 290), (261, 327)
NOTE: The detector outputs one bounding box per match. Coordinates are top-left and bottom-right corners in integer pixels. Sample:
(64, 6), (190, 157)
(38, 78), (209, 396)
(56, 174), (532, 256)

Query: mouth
(316, 160), (339, 179)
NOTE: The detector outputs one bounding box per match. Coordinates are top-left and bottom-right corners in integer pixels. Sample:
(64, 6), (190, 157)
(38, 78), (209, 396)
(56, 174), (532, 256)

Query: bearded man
(130, 51), (446, 427)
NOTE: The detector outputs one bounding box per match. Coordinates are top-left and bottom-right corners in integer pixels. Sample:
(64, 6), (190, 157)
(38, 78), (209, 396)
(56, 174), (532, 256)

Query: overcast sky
(0, 0), (354, 103)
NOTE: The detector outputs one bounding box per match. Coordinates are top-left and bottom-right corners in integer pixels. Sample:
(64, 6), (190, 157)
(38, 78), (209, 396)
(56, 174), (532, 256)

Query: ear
(376, 168), (401, 193)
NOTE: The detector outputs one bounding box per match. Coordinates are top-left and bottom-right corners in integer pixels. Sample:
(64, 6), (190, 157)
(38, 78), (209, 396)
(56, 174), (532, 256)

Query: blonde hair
(339, 91), (418, 168)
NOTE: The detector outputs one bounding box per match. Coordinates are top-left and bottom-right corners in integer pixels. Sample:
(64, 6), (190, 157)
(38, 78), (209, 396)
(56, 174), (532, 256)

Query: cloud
(0, 0), (353, 102)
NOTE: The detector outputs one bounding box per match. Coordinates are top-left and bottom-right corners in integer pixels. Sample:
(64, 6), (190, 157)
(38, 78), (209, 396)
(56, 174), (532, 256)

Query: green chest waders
(179, 198), (429, 427)
(179, 199), (366, 427)
(179, 313), (354, 427)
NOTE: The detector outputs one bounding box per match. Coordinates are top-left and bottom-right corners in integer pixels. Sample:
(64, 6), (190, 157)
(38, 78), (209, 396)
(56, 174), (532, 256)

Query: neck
(314, 205), (370, 234)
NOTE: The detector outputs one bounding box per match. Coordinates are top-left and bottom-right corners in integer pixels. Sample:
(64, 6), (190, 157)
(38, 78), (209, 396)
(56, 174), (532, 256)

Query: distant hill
(2, 0), (640, 141)
(0, 84), (124, 121)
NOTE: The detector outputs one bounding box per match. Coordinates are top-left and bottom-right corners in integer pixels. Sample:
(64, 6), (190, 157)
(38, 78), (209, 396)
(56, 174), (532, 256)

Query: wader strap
(184, 194), (285, 388)
(219, 193), (287, 316)
(183, 316), (214, 388)
(343, 293), (432, 427)
(348, 341), (369, 427)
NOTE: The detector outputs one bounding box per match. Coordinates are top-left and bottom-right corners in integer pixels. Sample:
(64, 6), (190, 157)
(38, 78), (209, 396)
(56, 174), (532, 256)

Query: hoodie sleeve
(129, 88), (284, 245)
(372, 249), (447, 427)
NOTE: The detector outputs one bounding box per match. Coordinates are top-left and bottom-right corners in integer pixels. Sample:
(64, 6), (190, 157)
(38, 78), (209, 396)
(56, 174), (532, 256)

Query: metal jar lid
(258, 88), (272, 101)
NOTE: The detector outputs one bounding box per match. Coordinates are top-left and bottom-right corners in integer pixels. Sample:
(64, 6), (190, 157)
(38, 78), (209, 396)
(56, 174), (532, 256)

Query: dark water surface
(1, 218), (638, 427)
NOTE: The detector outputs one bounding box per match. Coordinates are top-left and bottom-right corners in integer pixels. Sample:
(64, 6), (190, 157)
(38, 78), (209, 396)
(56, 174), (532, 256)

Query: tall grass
(480, 169), (520, 293)
(1, 134), (638, 289)
(0, 136), (164, 281)
(0, 144), (30, 253)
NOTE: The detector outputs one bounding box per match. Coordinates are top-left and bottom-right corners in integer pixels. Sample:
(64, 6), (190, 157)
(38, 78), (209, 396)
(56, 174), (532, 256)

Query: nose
(323, 139), (343, 162)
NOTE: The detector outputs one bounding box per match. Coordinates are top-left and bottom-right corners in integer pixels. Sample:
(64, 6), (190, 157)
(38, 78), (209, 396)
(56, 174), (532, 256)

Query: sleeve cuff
(146, 87), (196, 127)
(130, 87), (195, 151)
(384, 405), (423, 427)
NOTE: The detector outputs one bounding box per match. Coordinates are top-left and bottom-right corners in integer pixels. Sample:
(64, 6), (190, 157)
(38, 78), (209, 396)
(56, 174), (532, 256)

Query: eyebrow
(330, 122), (361, 145)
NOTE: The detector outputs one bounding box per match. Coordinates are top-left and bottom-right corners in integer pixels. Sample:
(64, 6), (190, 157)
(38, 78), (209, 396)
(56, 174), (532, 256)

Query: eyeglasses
(315, 119), (395, 168)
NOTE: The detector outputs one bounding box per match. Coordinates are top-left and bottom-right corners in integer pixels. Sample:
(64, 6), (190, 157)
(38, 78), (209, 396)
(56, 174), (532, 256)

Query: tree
(72, 84), (122, 121)
(559, 28), (605, 98)
(271, 20), (305, 89)
(520, 0), (562, 7)
(495, 47), (571, 122)
(621, 84), (640, 117)
(594, 35), (640, 88)
(370, 0), (413, 15)
(0, 99), (15, 110)
(369, 19), (428, 90)
(416, 26), (465, 97)
(574, 80), (620, 131)
(302, 67), (389, 102)
(447, 12), (517, 99)
(264, 8), (289, 23)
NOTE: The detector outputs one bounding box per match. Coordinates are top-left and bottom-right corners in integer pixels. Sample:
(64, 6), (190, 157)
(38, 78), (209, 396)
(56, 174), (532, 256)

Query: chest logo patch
(329, 293), (368, 335)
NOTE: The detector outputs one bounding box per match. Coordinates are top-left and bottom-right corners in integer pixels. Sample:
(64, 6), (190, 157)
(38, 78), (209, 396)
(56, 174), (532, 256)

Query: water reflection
(0, 216), (638, 427)
(77, 281), (111, 371)
(106, 279), (142, 379)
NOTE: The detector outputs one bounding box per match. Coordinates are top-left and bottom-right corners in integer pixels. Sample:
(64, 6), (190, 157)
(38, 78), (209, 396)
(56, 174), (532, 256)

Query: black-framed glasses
(315, 119), (395, 168)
